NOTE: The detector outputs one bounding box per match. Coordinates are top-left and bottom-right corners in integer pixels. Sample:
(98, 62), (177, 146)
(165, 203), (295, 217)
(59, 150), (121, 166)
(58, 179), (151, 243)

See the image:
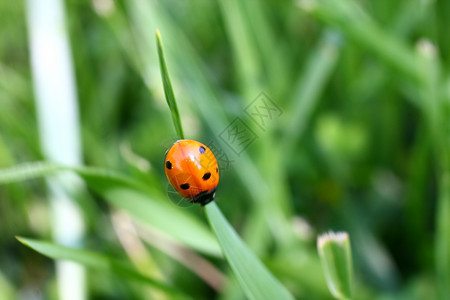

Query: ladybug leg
(200, 197), (214, 206)
(194, 188), (217, 206)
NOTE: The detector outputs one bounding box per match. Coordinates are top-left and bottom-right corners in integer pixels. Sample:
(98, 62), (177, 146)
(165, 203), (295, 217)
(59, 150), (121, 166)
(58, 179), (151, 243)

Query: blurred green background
(0, 0), (449, 299)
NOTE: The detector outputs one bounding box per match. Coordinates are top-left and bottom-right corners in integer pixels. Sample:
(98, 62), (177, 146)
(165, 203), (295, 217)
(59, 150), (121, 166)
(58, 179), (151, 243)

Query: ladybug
(164, 139), (219, 205)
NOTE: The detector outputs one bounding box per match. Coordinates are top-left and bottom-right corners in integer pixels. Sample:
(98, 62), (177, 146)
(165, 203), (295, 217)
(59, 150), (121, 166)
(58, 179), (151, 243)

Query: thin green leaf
(0, 161), (63, 184)
(298, 0), (425, 84)
(0, 270), (15, 300)
(240, 1), (288, 95)
(283, 30), (340, 150)
(99, 187), (222, 257)
(156, 29), (184, 140)
(16, 237), (188, 298)
(318, 232), (353, 299)
(0, 163), (221, 257)
(436, 172), (450, 299)
(204, 202), (294, 300)
(219, 0), (287, 96)
(218, 0), (262, 96)
(72, 168), (222, 257)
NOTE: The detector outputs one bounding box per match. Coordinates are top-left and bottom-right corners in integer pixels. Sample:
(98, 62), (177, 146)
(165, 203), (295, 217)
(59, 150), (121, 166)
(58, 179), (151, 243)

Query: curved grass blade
(204, 202), (294, 300)
(99, 187), (222, 257)
(0, 162), (221, 257)
(298, 0), (424, 84)
(156, 29), (184, 140)
(0, 161), (63, 184)
(73, 167), (221, 257)
(16, 237), (189, 299)
(282, 30), (340, 151)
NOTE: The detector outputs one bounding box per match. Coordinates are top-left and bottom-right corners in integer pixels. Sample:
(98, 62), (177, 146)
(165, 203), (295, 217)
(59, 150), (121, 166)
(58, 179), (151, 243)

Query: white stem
(25, 0), (86, 299)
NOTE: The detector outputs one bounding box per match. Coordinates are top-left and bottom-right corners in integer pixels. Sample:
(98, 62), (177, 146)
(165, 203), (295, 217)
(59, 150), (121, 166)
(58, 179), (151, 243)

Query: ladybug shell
(164, 140), (219, 201)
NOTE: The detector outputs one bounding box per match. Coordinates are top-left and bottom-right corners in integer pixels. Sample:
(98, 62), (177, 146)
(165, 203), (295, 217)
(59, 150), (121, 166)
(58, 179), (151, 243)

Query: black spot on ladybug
(216, 167), (219, 173)
(166, 161), (172, 169)
(202, 172), (211, 180)
(199, 146), (206, 154)
(180, 183), (190, 190)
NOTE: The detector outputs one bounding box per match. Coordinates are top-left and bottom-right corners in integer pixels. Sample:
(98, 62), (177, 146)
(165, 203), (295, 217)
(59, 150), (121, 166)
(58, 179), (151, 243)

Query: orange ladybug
(164, 139), (219, 205)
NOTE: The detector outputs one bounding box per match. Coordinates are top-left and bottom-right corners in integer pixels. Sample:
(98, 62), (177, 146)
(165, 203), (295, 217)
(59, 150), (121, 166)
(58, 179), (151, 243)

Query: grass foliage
(0, 0), (448, 299)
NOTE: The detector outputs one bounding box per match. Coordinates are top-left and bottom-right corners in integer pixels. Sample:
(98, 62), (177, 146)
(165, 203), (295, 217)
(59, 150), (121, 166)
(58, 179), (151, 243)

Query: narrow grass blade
(415, 41), (450, 299)
(0, 161), (63, 184)
(205, 202), (294, 300)
(25, 0), (86, 294)
(282, 30), (340, 151)
(0, 271), (15, 300)
(156, 29), (184, 140)
(0, 163), (221, 257)
(16, 237), (188, 298)
(99, 188), (222, 257)
(218, 0), (262, 96)
(240, 1), (288, 95)
(219, 0), (287, 95)
(436, 173), (450, 299)
(71, 168), (222, 257)
(298, 0), (425, 84)
(318, 232), (353, 299)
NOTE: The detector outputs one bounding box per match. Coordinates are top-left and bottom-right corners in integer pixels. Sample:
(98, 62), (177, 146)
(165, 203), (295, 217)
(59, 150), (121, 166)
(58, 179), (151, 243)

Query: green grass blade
(218, 0), (262, 96)
(72, 168), (222, 257)
(220, 0), (287, 96)
(282, 30), (340, 151)
(240, 1), (288, 94)
(0, 161), (63, 184)
(156, 29), (184, 140)
(299, 0), (425, 84)
(436, 174), (450, 299)
(0, 163), (221, 257)
(98, 187), (222, 257)
(0, 271), (15, 300)
(318, 232), (353, 299)
(16, 237), (188, 298)
(0, 161), (148, 192)
(204, 202), (294, 300)
(415, 39), (449, 299)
